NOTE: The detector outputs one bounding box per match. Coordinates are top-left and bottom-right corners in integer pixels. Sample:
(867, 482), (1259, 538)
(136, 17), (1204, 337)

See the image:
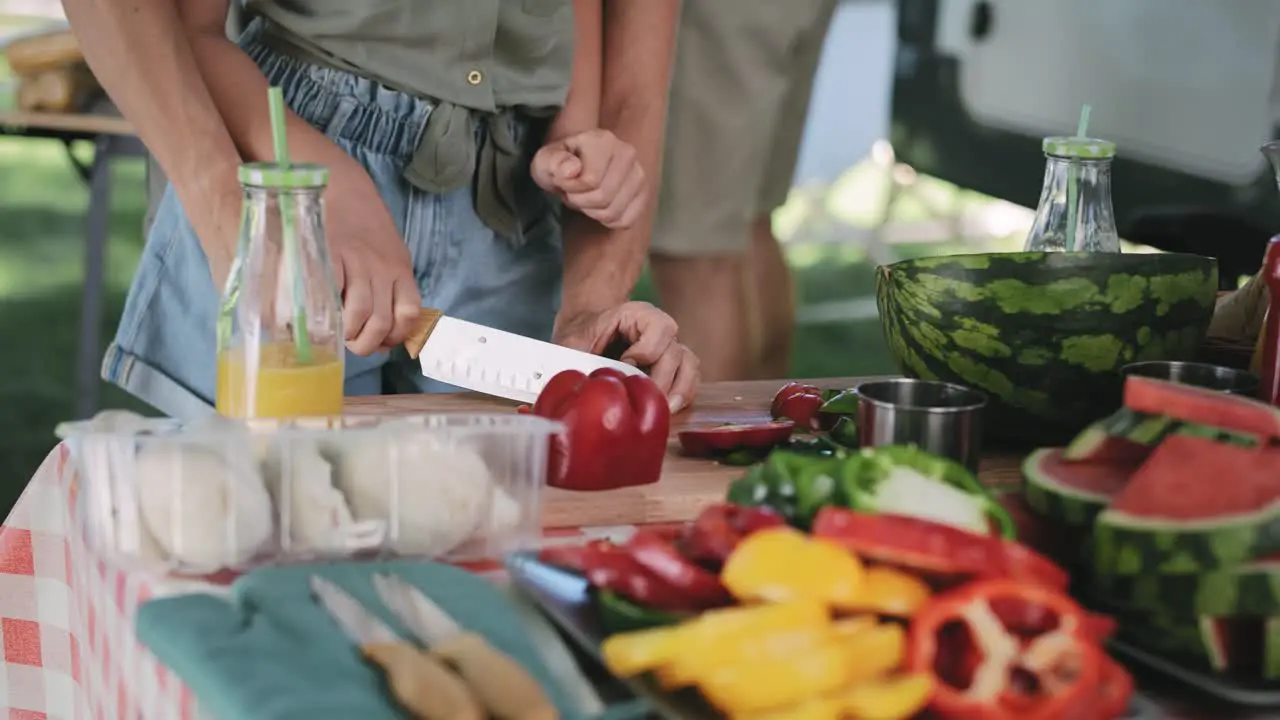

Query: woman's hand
(531, 129), (648, 229)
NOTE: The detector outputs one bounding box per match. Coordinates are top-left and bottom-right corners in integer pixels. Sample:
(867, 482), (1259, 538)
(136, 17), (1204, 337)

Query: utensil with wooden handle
(373, 573), (559, 720)
(310, 576), (483, 720)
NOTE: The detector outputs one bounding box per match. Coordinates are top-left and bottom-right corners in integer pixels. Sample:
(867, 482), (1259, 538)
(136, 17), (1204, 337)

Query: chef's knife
(404, 308), (645, 403)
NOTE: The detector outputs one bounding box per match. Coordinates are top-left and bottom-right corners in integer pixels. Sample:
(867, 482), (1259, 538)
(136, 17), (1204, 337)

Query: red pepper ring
(908, 578), (1105, 720)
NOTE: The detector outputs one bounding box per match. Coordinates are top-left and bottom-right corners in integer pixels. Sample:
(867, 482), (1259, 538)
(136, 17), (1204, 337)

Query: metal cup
(1120, 361), (1260, 398)
(855, 379), (988, 473)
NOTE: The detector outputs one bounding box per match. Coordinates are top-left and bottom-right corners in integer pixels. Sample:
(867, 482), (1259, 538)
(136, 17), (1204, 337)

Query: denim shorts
(102, 21), (564, 421)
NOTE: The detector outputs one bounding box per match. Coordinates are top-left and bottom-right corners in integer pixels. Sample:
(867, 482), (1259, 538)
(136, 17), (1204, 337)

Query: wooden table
(0, 104), (144, 419)
(347, 377), (1264, 718)
(348, 377), (1022, 528)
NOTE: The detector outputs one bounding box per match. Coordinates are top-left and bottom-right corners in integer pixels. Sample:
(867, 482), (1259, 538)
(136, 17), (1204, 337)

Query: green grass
(0, 128), (1003, 517)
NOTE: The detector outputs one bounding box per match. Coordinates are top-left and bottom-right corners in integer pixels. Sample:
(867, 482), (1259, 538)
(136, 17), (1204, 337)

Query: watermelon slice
(1063, 408), (1176, 463)
(1093, 434), (1280, 574)
(1124, 375), (1280, 440)
(1021, 448), (1134, 527)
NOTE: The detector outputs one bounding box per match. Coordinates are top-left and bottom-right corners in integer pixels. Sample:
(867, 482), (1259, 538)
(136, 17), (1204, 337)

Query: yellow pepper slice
(662, 624), (830, 689)
(700, 639), (854, 715)
(729, 697), (844, 720)
(603, 599), (827, 680)
(842, 566), (932, 617)
(839, 621), (906, 684)
(721, 528), (864, 608)
(837, 673), (935, 720)
(600, 625), (682, 678)
(830, 615), (878, 639)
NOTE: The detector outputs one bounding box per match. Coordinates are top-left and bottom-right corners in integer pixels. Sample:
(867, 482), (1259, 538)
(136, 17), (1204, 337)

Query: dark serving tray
(505, 551), (1163, 720)
(1109, 639), (1280, 708)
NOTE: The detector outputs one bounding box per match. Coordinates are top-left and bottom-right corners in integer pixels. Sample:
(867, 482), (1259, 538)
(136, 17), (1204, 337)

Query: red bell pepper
(532, 368), (670, 491)
(811, 507), (1070, 591)
(908, 578), (1113, 720)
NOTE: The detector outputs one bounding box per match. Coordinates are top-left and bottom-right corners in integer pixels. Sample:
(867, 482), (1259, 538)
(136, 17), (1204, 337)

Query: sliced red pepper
(623, 530), (730, 609)
(532, 368), (670, 492)
(538, 539), (609, 572)
(681, 504), (742, 566)
(731, 505), (787, 535)
(771, 382), (835, 431)
(677, 420), (795, 457)
(811, 508), (1069, 591)
(908, 578), (1104, 720)
(680, 504), (787, 567)
(577, 540), (702, 613)
(1093, 655), (1134, 719)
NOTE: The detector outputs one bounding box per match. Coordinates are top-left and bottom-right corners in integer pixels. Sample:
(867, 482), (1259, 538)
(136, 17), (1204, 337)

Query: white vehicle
(890, 0), (1280, 285)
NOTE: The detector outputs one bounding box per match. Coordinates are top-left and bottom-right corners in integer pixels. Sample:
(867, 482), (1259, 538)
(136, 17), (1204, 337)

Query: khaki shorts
(651, 0), (837, 257)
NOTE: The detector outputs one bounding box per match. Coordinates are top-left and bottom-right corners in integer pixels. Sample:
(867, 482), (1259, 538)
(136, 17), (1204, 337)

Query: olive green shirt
(245, 0), (575, 237)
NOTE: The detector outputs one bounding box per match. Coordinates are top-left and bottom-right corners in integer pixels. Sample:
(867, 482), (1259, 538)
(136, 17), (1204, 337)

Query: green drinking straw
(267, 86), (313, 364)
(1065, 104), (1091, 252)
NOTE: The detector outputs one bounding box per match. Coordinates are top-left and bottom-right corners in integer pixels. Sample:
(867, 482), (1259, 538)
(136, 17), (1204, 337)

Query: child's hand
(531, 129), (648, 229)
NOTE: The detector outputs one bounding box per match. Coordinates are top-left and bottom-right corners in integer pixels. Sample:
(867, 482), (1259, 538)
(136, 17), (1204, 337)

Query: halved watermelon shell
(1021, 447), (1133, 527)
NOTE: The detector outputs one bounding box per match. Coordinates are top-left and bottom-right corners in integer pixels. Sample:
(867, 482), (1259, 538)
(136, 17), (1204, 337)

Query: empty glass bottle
(1023, 137), (1120, 253)
(216, 163), (344, 419)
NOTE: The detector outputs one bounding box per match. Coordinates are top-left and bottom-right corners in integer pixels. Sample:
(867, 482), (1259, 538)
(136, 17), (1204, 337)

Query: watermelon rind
(1125, 374), (1280, 440)
(1173, 423), (1260, 448)
(876, 251), (1217, 443)
(1089, 558), (1280, 617)
(1021, 447), (1129, 527)
(1062, 408), (1175, 463)
(1092, 509), (1280, 575)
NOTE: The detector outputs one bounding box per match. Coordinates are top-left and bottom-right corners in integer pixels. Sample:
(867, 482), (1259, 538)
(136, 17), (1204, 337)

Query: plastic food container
(57, 412), (561, 576)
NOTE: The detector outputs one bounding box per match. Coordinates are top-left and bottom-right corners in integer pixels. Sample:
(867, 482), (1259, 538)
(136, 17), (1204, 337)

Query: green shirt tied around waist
(245, 0), (575, 239)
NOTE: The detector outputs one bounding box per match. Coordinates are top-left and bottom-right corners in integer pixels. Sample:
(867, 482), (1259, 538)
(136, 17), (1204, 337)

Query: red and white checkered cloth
(0, 443), (661, 719)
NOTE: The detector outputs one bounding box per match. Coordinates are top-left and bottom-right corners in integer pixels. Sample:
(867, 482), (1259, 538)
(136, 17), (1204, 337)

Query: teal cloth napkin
(135, 560), (585, 720)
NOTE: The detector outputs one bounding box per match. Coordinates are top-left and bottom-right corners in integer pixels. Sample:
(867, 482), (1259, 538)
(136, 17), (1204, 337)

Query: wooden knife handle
(362, 642), (484, 720)
(434, 633), (559, 720)
(404, 308), (443, 359)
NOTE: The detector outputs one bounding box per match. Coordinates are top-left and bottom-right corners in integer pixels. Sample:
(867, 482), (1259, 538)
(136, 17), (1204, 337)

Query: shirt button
(466, 69), (484, 85)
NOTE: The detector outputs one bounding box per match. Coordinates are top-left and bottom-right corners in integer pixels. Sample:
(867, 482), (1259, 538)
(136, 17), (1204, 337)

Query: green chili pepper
(829, 416), (859, 448)
(819, 388), (860, 415)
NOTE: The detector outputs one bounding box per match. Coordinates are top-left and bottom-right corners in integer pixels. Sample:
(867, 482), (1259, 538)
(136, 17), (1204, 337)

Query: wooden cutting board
(344, 378), (1023, 528)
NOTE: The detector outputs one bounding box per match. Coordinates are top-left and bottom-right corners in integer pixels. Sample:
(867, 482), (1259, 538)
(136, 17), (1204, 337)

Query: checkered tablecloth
(0, 443), (655, 719)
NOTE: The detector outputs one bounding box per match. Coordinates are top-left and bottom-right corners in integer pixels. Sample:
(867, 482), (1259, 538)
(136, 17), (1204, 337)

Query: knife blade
(373, 573), (558, 720)
(404, 308), (644, 404)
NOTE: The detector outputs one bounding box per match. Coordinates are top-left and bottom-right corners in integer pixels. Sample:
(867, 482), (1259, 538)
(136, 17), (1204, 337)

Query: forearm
(547, 0), (602, 142)
(560, 0), (680, 313)
(62, 0), (242, 247)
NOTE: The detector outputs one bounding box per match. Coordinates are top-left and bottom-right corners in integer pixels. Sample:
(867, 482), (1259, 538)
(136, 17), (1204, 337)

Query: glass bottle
(216, 163), (344, 419)
(1023, 137), (1121, 253)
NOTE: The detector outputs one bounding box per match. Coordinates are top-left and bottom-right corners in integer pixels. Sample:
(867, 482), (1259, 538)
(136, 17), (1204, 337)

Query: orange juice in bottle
(216, 163), (344, 420)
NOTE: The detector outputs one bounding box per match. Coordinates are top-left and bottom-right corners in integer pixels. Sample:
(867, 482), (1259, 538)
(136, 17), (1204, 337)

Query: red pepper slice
(577, 539), (702, 613)
(532, 368), (670, 492)
(908, 578), (1105, 720)
(811, 508), (1069, 591)
(771, 382), (835, 431)
(623, 530), (729, 609)
(677, 420), (795, 457)
(680, 503), (787, 567)
(1093, 655), (1134, 719)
